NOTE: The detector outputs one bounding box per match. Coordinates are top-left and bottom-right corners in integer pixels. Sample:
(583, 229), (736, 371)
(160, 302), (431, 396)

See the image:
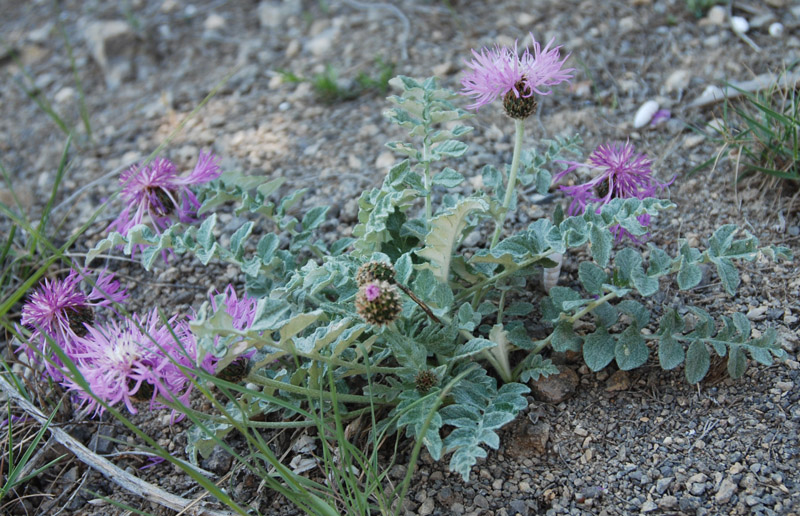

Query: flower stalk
(490, 118), (525, 248)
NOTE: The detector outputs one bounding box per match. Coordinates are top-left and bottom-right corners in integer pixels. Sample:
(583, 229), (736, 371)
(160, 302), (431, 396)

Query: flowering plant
(58, 34), (791, 482)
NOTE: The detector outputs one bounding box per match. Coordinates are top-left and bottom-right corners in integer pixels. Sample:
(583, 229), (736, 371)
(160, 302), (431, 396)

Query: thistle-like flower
(19, 269), (128, 380)
(460, 33), (573, 117)
(66, 309), (214, 419)
(355, 281), (402, 326)
(553, 141), (674, 241)
(107, 152), (221, 237)
(356, 260), (396, 286)
(415, 370), (439, 393)
(204, 285), (258, 382)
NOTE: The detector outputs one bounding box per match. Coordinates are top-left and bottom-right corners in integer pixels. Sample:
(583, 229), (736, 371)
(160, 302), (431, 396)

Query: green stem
(510, 290), (621, 378)
(176, 405), (375, 428)
(490, 118), (525, 248)
(248, 373), (379, 404)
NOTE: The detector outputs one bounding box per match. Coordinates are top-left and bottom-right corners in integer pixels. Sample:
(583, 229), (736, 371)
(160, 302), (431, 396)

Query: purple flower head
(107, 152), (221, 237)
(19, 269), (128, 381)
(364, 283), (381, 301)
(209, 285), (257, 331)
(553, 141), (675, 241)
(66, 309), (214, 421)
(460, 33), (574, 112)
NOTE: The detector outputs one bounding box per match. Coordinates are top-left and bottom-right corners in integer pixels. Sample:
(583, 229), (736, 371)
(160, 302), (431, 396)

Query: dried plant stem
(0, 375), (237, 516)
(396, 282), (442, 325)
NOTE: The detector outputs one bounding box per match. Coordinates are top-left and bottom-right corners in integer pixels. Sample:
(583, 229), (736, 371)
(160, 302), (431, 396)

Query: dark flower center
(502, 79), (537, 120)
(148, 187), (176, 216)
(67, 306), (95, 337)
(128, 379), (154, 402)
(596, 179), (611, 200)
(215, 356), (250, 384)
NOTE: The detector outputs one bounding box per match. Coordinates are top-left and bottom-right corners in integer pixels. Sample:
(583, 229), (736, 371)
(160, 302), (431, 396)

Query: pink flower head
(66, 309), (214, 420)
(107, 152), (221, 237)
(364, 283), (381, 301)
(460, 33), (574, 111)
(553, 141), (674, 242)
(19, 269), (128, 380)
(209, 285), (257, 331)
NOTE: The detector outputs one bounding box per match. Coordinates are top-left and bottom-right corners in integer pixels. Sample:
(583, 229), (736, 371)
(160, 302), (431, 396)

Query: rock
(605, 370), (630, 392)
(665, 69), (690, 93)
(509, 499), (528, 516)
(530, 366), (579, 403)
(306, 28), (338, 57)
(658, 495), (678, 509)
(769, 23), (784, 38)
(200, 445), (233, 474)
(82, 19), (138, 89)
(508, 421), (550, 456)
(418, 497), (434, 515)
(257, 0), (301, 28)
(656, 477), (673, 494)
(715, 477), (738, 504)
(54, 87), (75, 104)
(204, 13), (226, 31)
(731, 16), (749, 34)
(707, 5), (727, 25)
(634, 100), (659, 129)
(641, 500), (658, 512)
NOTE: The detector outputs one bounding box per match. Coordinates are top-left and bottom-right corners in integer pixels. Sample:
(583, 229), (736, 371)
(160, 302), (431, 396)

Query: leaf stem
(247, 373), (379, 404)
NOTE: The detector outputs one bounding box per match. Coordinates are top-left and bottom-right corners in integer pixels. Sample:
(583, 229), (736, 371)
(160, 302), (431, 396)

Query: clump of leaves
(281, 58), (396, 104)
(693, 75), (799, 185)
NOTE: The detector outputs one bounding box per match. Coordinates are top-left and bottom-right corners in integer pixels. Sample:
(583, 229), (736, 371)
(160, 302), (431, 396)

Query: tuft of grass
(692, 73), (799, 184)
(685, 0), (724, 18)
(279, 58), (396, 105)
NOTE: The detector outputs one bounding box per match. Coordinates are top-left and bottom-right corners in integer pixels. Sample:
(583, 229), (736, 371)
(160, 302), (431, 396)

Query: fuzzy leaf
(518, 354), (559, 382)
(551, 320), (583, 352)
(589, 224), (613, 267)
(713, 257), (740, 295)
(615, 326), (648, 370)
(432, 167), (465, 188)
(583, 327), (616, 371)
(658, 335), (685, 370)
(685, 340), (710, 384)
(727, 346), (747, 379)
(416, 198), (488, 283)
(578, 262), (607, 295)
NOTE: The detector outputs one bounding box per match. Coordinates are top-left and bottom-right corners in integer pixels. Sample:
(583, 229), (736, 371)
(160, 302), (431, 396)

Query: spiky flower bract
(107, 152), (221, 237)
(553, 141), (674, 241)
(355, 281), (402, 326)
(460, 33), (573, 116)
(356, 260), (396, 286)
(66, 309), (215, 420)
(19, 269), (128, 381)
(415, 370), (439, 393)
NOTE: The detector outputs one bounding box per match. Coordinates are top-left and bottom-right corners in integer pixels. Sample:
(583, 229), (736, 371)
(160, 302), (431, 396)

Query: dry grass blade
(0, 375), (237, 516)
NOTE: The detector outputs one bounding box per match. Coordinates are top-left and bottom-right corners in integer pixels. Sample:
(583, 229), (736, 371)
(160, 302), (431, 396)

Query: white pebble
(731, 16), (749, 34)
(633, 100), (660, 129)
(707, 5), (727, 25)
(769, 22), (784, 38)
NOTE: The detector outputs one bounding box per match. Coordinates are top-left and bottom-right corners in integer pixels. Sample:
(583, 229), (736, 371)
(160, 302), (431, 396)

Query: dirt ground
(1, 1), (799, 515)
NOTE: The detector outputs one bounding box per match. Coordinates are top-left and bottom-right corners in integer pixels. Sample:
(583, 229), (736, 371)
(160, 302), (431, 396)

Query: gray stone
(641, 500), (658, 512)
(715, 477), (738, 503)
(82, 19), (138, 89)
(679, 495), (701, 511)
(656, 477), (673, 494)
(474, 494), (490, 509)
(690, 482), (707, 495)
(509, 499), (528, 516)
(658, 495), (678, 509)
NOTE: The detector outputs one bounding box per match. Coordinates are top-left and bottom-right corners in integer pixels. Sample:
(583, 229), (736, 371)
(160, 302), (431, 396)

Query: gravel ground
(2, 1), (799, 515)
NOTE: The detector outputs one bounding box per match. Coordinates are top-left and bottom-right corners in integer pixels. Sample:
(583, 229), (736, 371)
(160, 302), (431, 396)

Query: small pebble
(731, 16), (749, 34)
(769, 23), (784, 38)
(707, 5), (727, 25)
(634, 100), (660, 128)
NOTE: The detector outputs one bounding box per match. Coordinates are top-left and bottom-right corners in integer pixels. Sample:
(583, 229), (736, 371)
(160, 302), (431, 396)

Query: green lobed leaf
(416, 198), (488, 283)
(578, 261), (608, 296)
(685, 340), (710, 384)
(615, 326), (649, 370)
(432, 167), (466, 188)
(518, 354), (559, 382)
(589, 224), (613, 267)
(551, 320), (583, 352)
(583, 327), (616, 372)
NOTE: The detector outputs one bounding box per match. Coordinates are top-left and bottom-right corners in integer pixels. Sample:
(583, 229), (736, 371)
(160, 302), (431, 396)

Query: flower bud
(502, 81), (538, 119)
(415, 370), (439, 393)
(355, 281), (402, 326)
(356, 260), (396, 286)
